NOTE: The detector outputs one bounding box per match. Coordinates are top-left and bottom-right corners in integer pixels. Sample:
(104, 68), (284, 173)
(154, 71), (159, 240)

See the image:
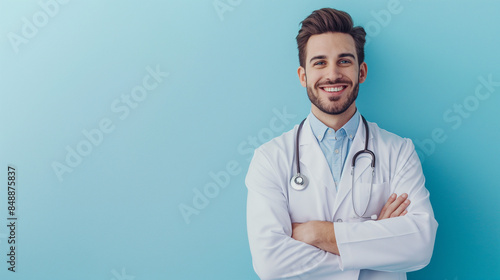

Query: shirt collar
(308, 110), (360, 142)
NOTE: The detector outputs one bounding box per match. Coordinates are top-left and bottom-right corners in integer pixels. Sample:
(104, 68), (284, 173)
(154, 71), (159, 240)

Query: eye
(339, 59), (352, 65)
(314, 61), (326, 66)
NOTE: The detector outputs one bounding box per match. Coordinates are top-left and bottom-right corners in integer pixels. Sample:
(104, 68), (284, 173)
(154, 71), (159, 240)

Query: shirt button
(336, 219), (343, 223)
(349, 134), (353, 139)
(328, 130), (332, 134)
(334, 149), (339, 154)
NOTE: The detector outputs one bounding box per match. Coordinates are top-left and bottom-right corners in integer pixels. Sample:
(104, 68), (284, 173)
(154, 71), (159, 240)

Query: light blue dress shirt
(308, 110), (360, 188)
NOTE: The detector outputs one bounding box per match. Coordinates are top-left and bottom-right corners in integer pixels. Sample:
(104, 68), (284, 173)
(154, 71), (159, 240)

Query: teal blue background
(1, 0), (499, 279)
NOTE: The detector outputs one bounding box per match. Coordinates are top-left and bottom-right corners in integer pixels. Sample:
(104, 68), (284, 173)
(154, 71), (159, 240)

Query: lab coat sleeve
(246, 148), (341, 279)
(334, 139), (438, 272)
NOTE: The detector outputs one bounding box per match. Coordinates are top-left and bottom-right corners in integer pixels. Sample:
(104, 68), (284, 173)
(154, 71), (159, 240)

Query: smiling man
(300, 31), (365, 130)
(246, 8), (438, 280)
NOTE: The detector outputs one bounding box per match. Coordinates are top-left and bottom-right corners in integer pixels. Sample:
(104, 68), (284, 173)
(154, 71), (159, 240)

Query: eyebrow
(309, 53), (356, 64)
(309, 55), (327, 64)
(339, 53), (356, 60)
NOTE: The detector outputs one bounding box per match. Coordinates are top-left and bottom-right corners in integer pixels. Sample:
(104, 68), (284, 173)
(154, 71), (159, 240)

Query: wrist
(316, 221), (338, 255)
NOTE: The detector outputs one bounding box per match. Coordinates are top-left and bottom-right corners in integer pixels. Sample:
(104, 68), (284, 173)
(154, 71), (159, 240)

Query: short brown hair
(296, 8), (366, 67)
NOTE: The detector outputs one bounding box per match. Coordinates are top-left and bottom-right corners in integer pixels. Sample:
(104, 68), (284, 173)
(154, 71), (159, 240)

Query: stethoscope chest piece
(290, 173), (308, 191)
(290, 115), (377, 219)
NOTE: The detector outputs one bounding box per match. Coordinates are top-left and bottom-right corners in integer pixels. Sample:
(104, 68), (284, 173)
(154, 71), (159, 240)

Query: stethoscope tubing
(290, 115), (377, 219)
(351, 116), (376, 168)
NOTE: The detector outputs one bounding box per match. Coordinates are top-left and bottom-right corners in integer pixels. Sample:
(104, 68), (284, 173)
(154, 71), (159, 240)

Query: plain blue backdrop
(1, 0), (499, 279)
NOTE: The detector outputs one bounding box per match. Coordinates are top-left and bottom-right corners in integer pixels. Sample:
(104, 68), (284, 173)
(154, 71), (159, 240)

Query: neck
(311, 104), (357, 131)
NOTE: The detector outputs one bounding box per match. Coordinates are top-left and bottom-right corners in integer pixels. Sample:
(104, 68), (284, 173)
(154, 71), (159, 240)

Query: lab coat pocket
(352, 182), (390, 219)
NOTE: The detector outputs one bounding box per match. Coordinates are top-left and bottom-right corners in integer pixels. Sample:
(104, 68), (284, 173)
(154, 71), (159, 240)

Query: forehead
(305, 32), (357, 61)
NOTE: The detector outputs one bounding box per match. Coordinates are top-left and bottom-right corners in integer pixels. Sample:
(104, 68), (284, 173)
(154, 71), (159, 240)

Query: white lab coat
(246, 117), (438, 280)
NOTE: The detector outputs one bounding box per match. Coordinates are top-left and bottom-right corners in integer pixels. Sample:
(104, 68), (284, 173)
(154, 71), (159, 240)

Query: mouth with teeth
(318, 85), (348, 96)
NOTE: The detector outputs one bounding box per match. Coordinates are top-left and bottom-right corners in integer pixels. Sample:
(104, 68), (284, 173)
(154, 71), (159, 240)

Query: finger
(380, 193), (406, 220)
(389, 193), (408, 212)
(380, 193), (408, 220)
(378, 193), (396, 220)
(389, 199), (411, 218)
(401, 210), (408, 216)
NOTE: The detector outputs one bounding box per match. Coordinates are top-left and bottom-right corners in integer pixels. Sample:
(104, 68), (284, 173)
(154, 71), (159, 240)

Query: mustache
(315, 78), (352, 88)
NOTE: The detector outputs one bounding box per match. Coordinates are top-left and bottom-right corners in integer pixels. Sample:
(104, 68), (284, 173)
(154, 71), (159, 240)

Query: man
(245, 8), (438, 280)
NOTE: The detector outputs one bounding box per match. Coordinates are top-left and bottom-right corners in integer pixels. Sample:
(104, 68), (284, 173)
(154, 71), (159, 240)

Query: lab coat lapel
(298, 119), (337, 196)
(333, 119), (373, 215)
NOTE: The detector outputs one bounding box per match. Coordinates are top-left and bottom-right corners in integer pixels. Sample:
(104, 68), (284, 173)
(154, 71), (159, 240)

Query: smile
(318, 84), (348, 95)
(322, 86), (346, 92)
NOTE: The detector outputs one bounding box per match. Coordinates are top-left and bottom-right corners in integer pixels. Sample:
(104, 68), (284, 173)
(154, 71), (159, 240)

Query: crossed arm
(247, 140), (437, 278)
(291, 193), (411, 255)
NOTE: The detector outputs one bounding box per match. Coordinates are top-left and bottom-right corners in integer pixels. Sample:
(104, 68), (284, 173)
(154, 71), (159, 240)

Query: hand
(378, 193), (410, 220)
(292, 221), (339, 255)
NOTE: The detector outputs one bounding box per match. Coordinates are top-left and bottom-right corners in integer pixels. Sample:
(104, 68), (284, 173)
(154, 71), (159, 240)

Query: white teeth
(323, 86), (344, 92)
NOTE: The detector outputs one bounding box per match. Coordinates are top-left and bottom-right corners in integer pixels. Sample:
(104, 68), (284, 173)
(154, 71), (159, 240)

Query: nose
(325, 64), (343, 82)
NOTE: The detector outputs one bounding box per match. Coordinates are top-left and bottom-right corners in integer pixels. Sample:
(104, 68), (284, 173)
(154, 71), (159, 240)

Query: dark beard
(307, 81), (359, 115)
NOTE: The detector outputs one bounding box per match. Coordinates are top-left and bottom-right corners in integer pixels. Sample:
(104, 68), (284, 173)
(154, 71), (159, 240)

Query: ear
(358, 62), (368, 84)
(297, 66), (307, 87)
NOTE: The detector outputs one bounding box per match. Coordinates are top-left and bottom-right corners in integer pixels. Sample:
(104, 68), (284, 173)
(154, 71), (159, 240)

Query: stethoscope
(290, 115), (378, 219)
